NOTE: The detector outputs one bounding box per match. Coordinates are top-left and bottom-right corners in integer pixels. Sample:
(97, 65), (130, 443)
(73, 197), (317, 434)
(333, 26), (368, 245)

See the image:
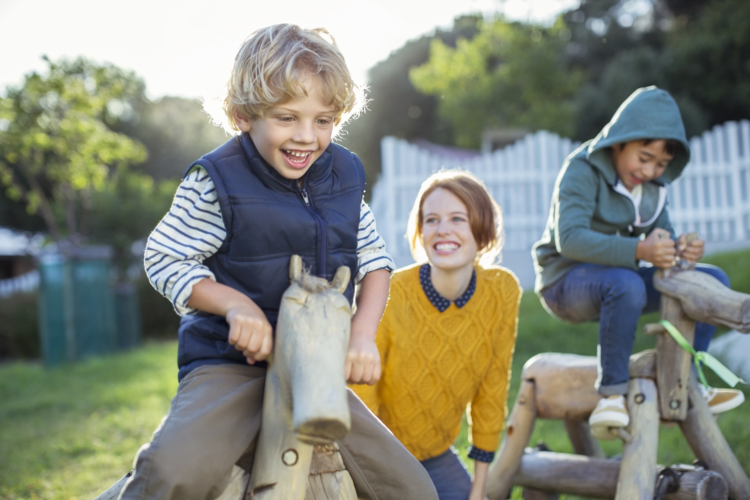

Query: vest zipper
(296, 181), (327, 278)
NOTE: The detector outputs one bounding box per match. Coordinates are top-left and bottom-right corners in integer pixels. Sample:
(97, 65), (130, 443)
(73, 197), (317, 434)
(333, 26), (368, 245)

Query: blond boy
(121, 24), (438, 500)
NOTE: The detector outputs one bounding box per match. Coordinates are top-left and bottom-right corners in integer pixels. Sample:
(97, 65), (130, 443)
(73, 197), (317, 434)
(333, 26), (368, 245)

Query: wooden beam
(615, 377), (660, 499)
(654, 268), (750, 333)
(512, 451), (728, 500)
(486, 380), (538, 500)
(520, 352), (655, 421)
(680, 372), (750, 500)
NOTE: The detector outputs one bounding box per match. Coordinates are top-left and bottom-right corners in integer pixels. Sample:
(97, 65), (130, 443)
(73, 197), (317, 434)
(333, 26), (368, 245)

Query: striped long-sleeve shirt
(144, 166), (395, 315)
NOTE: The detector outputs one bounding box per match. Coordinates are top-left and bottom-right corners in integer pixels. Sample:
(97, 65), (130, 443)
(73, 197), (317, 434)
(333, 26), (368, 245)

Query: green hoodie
(532, 86), (691, 293)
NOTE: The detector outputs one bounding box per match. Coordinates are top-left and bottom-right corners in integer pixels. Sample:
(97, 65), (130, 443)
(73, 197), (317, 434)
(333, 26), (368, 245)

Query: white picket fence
(370, 120), (750, 289)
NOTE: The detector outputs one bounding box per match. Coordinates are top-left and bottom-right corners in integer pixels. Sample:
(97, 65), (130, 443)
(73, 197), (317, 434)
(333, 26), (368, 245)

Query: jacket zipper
(296, 180), (327, 278)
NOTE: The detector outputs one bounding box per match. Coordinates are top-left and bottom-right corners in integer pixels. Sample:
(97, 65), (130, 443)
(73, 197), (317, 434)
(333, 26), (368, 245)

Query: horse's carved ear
(332, 266), (350, 294)
(290, 255), (302, 282)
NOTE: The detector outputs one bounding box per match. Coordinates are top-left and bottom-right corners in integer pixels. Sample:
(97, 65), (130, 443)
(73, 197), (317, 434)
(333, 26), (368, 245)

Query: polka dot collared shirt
(419, 263), (477, 313)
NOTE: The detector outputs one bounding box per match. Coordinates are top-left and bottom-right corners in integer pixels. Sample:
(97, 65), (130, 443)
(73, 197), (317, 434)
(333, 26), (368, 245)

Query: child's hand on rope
(677, 233), (704, 264)
(226, 304), (273, 364)
(345, 335), (381, 385)
(636, 228), (676, 268)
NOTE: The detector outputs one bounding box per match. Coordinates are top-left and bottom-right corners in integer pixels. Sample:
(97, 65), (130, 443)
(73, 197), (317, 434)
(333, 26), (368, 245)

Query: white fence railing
(370, 120), (750, 288)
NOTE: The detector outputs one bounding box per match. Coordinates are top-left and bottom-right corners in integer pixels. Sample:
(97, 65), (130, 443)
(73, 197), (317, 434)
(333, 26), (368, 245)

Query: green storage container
(114, 282), (141, 350)
(38, 246), (117, 366)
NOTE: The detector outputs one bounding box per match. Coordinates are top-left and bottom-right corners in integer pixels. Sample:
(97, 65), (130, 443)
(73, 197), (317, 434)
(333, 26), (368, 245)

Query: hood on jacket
(587, 86), (691, 186)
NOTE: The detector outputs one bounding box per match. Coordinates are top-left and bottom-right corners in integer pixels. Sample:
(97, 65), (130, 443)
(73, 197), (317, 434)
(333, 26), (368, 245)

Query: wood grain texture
(615, 377), (660, 499)
(486, 380), (537, 500)
(512, 451), (728, 500)
(654, 268), (750, 332)
(520, 352), (656, 421)
(680, 372), (750, 500)
(564, 420), (605, 458)
(657, 294), (694, 421)
(248, 260), (354, 500)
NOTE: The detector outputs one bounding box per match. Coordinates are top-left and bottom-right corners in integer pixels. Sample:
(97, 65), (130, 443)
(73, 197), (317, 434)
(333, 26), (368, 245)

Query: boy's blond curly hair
(223, 24), (361, 132)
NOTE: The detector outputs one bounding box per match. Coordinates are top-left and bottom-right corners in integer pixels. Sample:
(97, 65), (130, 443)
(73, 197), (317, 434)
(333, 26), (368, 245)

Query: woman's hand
(469, 461), (490, 500)
(636, 228), (676, 268)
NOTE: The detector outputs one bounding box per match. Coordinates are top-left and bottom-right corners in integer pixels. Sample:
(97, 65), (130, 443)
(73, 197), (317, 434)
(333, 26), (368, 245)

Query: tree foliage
(338, 15), (481, 187)
(410, 18), (584, 148)
(0, 57), (147, 241)
(119, 96), (228, 180)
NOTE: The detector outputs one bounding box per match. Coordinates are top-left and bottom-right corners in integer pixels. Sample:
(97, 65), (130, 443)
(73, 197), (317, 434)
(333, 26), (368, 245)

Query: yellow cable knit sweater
(352, 263), (521, 461)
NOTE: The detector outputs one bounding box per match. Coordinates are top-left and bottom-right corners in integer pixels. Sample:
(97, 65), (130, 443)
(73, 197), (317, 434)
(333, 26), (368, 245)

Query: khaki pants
(119, 364), (438, 500)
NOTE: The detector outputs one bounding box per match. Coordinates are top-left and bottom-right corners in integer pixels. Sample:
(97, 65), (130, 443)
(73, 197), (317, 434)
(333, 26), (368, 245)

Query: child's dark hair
(642, 139), (678, 156)
(618, 139), (678, 156)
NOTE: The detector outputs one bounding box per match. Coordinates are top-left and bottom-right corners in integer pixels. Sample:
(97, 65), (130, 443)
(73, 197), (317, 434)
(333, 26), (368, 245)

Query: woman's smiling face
(421, 188), (478, 272)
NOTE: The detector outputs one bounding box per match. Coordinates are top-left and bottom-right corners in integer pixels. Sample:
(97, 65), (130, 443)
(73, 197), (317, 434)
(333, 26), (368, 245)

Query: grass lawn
(0, 343), (178, 500)
(1, 250), (749, 499)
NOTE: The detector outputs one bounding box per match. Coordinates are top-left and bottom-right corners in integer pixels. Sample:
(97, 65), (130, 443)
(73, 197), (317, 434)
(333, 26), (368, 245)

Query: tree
(118, 96), (228, 180)
(410, 17), (584, 148)
(0, 57), (147, 242)
(338, 15), (481, 186)
(87, 170), (177, 279)
(666, 0), (750, 128)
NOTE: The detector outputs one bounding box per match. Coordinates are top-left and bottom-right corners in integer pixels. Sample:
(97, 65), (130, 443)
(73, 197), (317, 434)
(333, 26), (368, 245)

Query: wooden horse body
(95, 256), (358, 500)
(487, 268), (750, 500)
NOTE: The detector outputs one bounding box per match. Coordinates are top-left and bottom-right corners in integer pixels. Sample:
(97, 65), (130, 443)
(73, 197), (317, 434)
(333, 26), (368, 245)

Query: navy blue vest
(176, 133), (365, 380)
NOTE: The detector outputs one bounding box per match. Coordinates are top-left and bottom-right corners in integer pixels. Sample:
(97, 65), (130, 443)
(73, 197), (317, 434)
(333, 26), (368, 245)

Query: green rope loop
(660, 320), (744, 388)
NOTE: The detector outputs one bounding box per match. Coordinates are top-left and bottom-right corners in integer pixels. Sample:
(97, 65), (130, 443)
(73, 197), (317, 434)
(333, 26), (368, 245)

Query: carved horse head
(276, 254), (352, 443)
(248, 255), (354, 499)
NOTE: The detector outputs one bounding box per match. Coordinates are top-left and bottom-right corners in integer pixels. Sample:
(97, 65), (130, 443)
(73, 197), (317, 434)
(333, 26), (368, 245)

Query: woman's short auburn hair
(222, 24), (363, 132)
(407, 170), (504, 266)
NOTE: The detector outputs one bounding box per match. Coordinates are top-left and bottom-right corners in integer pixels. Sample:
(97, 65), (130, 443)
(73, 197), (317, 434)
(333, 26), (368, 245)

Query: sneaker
(589, 395), (629, 440)
(699, 385), (745, 414)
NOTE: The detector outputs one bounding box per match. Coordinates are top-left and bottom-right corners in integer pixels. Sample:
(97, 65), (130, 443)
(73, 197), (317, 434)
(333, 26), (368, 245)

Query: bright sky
(0, 0), (578, 101)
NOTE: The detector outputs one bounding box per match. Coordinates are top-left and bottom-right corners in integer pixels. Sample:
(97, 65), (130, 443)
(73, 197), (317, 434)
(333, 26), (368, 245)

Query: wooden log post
(564, 420), (605, 458)
(615, 377), (660, 500)
(486, 380), (538, 500)
(655, 286), (695, 422)
(512, 451), (728, 499)
(680, 372), (750, 500)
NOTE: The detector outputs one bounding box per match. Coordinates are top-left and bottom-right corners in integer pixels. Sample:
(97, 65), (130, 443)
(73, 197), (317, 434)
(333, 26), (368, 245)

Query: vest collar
(239, 132), (334, 193)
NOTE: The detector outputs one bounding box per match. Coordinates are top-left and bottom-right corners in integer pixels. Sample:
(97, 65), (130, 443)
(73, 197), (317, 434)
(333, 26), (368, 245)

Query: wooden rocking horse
(487, 265), (750, 500)
(96, 255), (359, 500)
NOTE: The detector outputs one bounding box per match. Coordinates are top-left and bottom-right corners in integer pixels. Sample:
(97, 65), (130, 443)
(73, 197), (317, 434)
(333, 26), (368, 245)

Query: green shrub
(0, 292), (39, 360)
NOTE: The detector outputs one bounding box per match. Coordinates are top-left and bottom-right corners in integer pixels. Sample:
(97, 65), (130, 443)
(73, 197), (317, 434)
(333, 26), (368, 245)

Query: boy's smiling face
(611, 139), (674, 192)
(236, 74), (337, 180)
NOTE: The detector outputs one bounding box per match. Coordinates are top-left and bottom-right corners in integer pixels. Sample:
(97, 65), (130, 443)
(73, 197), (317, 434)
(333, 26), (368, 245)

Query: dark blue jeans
(540, 263), (729, 396)
(420, 447), (472, 500)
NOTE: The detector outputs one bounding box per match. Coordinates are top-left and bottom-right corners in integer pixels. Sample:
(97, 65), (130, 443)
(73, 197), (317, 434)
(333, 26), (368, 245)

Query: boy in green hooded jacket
(532, 87), (744, 439)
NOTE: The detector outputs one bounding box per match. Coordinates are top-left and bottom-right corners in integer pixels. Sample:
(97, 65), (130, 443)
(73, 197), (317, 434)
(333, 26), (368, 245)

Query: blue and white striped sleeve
(143, 166), (226, 315)
(356, 200), (396, 283)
